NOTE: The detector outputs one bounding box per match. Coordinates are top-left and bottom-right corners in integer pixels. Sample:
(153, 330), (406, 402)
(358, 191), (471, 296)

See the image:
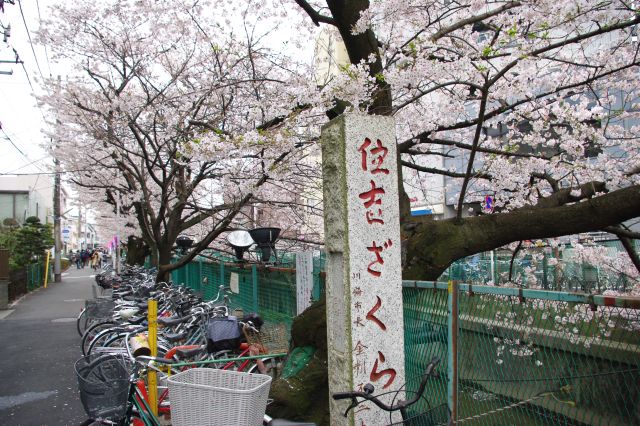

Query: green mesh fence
(26, 262), (49, 291)
(403, 286), (450, 425)
(403, 282), (640, 426)
(165, 252), (639, 425)
(169, 253), (325, 328)
(441, 243), (637, 293)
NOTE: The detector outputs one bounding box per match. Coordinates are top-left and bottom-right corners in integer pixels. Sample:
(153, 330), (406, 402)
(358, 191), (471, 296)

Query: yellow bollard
(43, 250), (51, 288)
(147, 299), (158, 416)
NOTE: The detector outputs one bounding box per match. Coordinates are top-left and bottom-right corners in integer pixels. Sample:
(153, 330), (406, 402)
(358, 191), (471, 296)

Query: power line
(1, 154), (49, 174)
(13, 48), (35, 92)
(17, 0), (45, 81)
(0, 126), (29, 160)
(0, 168), (97, 176)
(7, 45), (51, 132)
(34, 0), (51, 77)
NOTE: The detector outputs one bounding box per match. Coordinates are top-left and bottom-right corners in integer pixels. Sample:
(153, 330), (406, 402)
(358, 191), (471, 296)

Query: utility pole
(77, 202), (82, 250)
(115, 194), (121, 274)
(53, 157), (62, 282)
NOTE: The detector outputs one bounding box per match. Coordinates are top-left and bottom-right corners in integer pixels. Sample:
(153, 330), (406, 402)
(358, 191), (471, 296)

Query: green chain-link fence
(403, 282), (640, 426)
(442, 241), (637, 293)
(170, 252), (325, 327)
(167, 251), (639, 425)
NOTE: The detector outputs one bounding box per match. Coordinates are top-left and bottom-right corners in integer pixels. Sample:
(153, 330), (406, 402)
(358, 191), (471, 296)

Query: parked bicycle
(76, 353), (174, 426)
(76, 353), (315, 426)
(333, 357), (441, 426)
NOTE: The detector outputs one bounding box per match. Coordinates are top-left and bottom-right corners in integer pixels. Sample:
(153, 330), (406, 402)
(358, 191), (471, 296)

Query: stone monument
(321, 113), (405, 425)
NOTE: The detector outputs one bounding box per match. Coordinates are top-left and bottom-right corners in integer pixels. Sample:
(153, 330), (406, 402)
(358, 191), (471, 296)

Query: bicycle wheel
(77, 308), (88, 337)
(82, 321), (118, 356)
(87, 329), (128, 356)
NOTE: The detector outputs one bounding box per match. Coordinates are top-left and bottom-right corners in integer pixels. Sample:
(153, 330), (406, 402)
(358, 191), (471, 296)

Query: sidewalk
(0, 266), (99, 425)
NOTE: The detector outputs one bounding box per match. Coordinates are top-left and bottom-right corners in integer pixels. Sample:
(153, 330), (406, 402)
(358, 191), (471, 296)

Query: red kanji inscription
(366, 239), (393, 277)
(370, 351), (397, 389)
(358, 138), (390, 175)
(359, 180), (385, 208)
(365, 208), (384, 225)
(366, 296), (387, 331)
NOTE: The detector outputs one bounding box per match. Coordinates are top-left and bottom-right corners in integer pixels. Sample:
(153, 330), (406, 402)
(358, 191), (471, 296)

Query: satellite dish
(249, 227), (280, 262)
(226, 230), (254, 260)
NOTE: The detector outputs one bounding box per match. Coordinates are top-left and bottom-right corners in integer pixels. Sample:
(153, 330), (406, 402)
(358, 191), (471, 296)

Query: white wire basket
(167, 368), (272, 426)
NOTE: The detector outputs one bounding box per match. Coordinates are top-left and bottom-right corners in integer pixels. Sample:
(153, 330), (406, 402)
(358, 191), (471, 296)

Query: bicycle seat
(158, 316), (189, 327)
(164, 331), (188, 343)
(175, 346), (206, 359)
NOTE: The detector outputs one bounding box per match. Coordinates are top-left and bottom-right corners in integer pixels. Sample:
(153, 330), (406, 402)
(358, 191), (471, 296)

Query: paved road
(0, 267), (100, 425)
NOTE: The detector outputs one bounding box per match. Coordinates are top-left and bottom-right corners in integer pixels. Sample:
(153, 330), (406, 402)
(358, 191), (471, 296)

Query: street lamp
(175, 235), (194, 252)
(226, 230), (254, 261)
(226, 227), (281, 263)
(248, 227), (281, 262)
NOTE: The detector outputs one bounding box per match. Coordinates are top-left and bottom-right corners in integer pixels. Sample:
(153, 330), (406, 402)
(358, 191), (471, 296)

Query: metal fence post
(447, 280), (458, 423)
(198, 260), (203, 293)
(252, 264), (258, 313)
(542, 252), (548, 289)
(219, 261), (225, 287)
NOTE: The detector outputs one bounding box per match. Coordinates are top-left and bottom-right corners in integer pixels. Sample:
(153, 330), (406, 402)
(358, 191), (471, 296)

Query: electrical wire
(0, 154), (50, 174)
(0, 126), (29, 159)
(0, 168), (96, 176)
(34, 0), (51, 77)
(17, 0), (45, 81)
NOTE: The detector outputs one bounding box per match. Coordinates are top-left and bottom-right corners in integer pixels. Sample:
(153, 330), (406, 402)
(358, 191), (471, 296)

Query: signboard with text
(296, 251), (314, 315)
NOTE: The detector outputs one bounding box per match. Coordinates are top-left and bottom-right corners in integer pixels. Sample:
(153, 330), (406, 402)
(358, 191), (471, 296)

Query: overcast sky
(0, 1), (57, 177)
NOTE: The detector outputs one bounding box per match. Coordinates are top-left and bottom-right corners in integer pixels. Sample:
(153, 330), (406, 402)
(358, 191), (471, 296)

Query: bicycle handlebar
(332, 357), (440, 416)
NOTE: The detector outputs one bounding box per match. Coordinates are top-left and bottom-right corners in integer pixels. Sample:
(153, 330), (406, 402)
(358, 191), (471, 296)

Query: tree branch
(401, 160), (491, 179)
(618, 233), (640, 274)
(431, 2), (521, 42)
(604, 226), (640, 240)
(294, 0), (336, 26)
(404, 185), (640, 279)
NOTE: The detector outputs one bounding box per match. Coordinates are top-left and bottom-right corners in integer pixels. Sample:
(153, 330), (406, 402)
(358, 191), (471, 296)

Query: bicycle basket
(85, 299), (115, 320)
(75, 354), (131, 421)
(168, 368), (272, 426)
(244, 322), (289, 354)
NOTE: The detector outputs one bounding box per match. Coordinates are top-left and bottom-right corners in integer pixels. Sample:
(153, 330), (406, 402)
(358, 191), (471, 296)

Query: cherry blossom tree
(40, 0), (640, 287)
(292, 0), (640, 284)
(38, 0), (321, 281)
(36, 2), (640, 422)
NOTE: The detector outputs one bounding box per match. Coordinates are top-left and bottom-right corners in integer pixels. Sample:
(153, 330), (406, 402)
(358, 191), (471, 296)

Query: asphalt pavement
(0, 266), (100, 425)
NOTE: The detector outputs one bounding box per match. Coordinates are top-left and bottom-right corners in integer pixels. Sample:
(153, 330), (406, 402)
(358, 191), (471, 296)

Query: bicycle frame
(126, 377), (162, 426)
(220, 343), (253, 371)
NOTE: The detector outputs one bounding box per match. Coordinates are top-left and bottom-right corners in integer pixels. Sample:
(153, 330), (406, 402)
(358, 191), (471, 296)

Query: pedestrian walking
(74, 251), (82, 269)
(81, 250), (89, 268)
(91, 250), (101, 270)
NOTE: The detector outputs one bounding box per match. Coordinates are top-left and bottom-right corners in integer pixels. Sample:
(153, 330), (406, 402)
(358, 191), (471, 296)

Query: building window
(0, 192), (29, 224)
